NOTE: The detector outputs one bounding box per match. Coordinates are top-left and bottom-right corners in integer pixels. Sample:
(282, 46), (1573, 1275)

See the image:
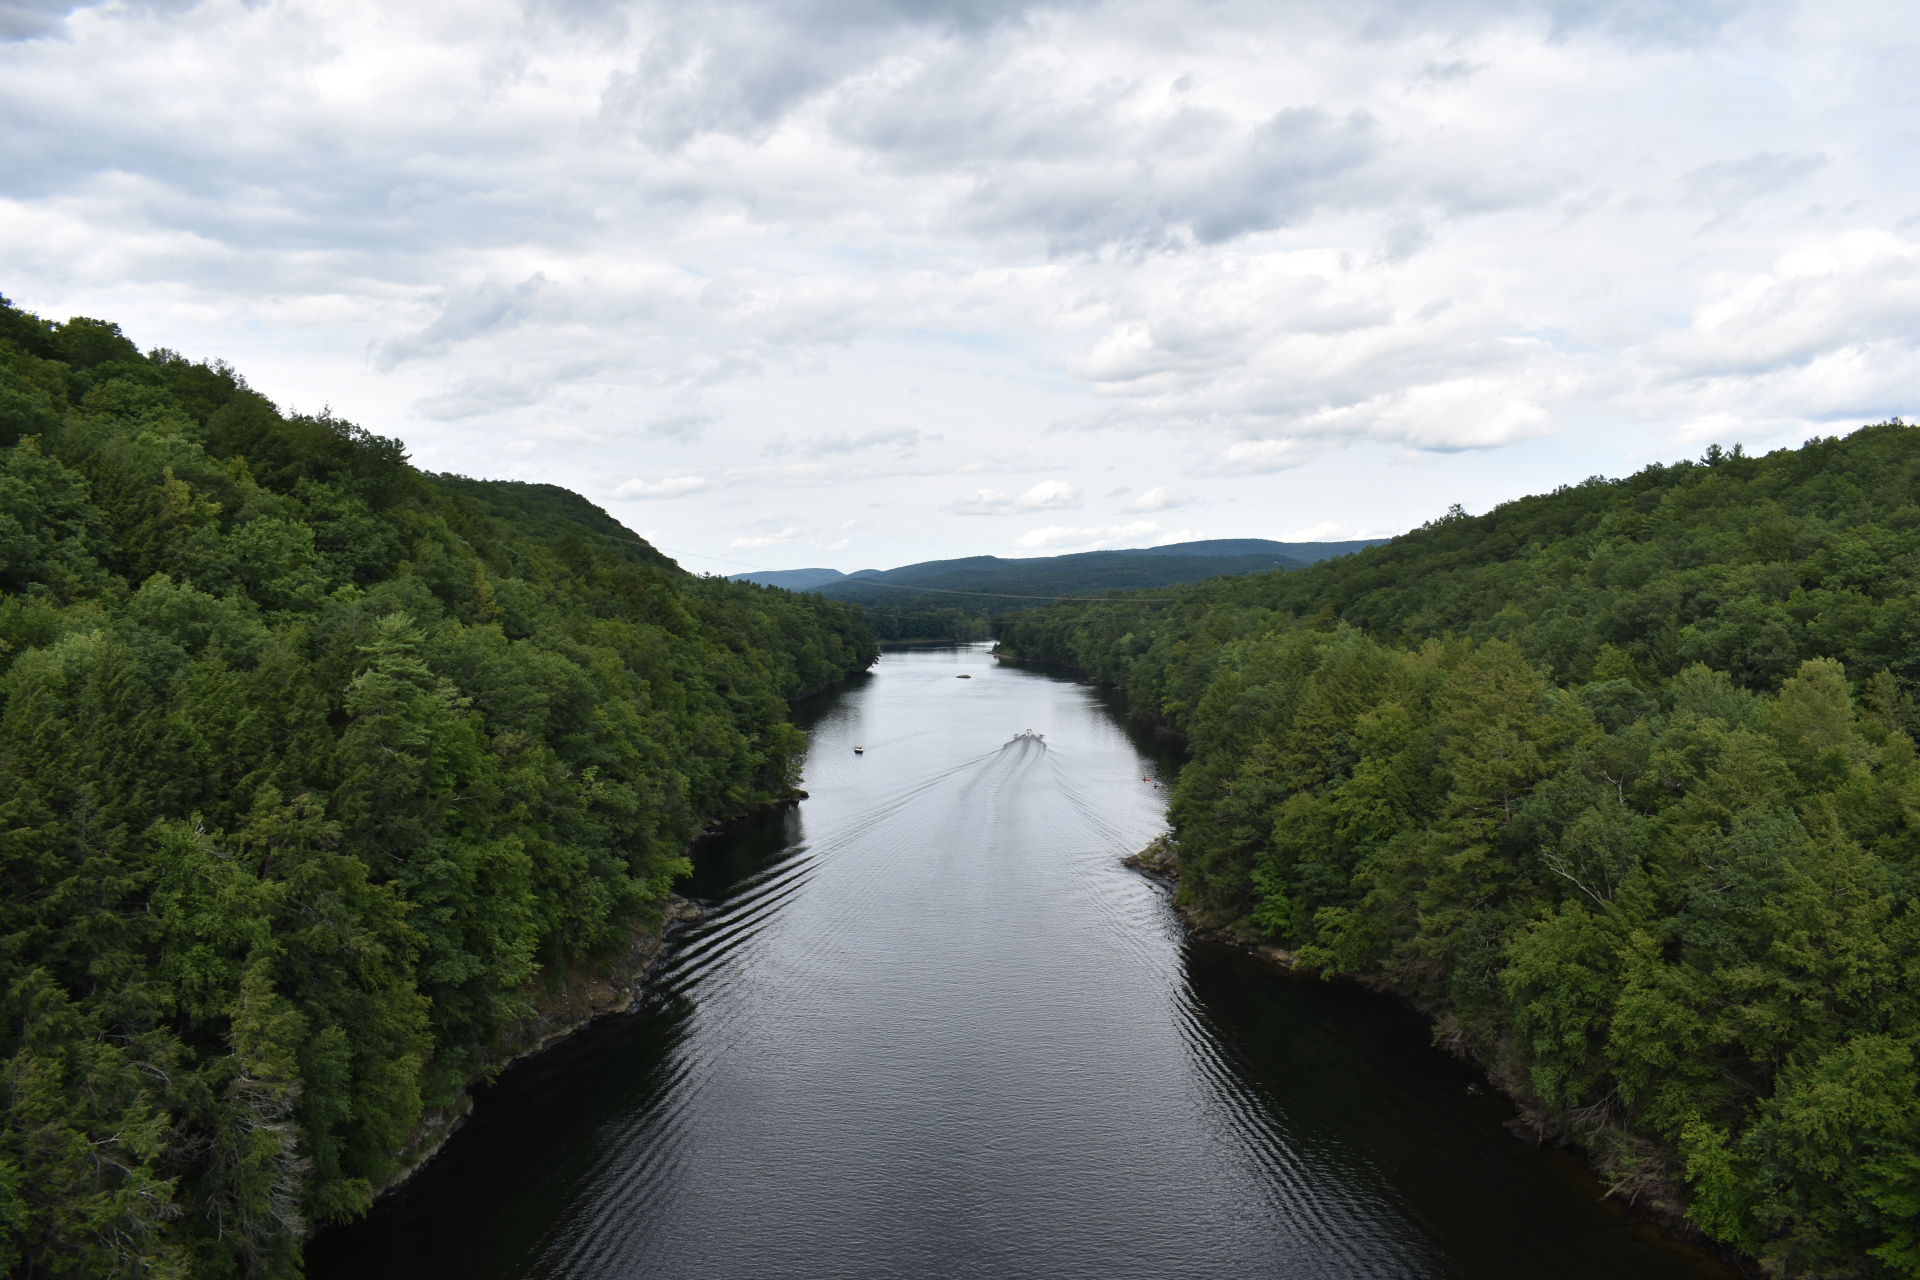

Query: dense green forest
(860, 606), (993, 642)
(731, 540), (1385, 640)
(778, 542), (1374, 641)
(811, 540), (1383, 636)
(997, 428), (1920, 1277)
(0, 297), (876, 1277)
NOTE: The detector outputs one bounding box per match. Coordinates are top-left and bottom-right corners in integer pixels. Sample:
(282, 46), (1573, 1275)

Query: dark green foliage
(818, 551), (1296, 613)
(814, 539), (1383, 621)
(996, 427), (1920, 1276)
(0, 297), (876, 1277)
(861, 606), (992, 641)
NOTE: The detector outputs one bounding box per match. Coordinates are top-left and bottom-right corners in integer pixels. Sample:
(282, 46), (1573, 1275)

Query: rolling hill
(731, 537), (1387, 613)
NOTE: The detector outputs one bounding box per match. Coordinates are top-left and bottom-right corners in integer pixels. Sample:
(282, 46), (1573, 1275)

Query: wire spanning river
(308, 644), (1728, 1280)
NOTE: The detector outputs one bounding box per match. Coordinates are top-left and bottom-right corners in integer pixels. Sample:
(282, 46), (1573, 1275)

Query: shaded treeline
(996, 426), (1920, 1278)
(824, 543), (1379, 640)
(860, 606), (993, 641)
(0, 298), (876, 1277)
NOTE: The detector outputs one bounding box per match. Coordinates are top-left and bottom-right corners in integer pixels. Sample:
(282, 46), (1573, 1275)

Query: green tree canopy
(0, 295), (876, 1277)
(997, 424), (1920, 1276)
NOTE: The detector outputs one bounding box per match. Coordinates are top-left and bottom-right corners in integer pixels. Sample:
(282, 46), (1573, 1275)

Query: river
(307, 643), (1730, 1280)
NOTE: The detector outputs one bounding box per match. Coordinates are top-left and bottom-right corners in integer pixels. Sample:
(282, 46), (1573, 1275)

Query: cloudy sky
(4, 0), (1918, 572)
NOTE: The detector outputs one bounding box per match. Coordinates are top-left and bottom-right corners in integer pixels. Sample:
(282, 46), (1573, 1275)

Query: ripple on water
(308, 644), (1735, 1280)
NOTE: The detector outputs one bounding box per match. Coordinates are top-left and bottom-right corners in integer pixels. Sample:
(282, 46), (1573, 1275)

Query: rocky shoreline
(1124, 835), (1297, 970)
(372, 894), (706, 1199)
(1121, 834), (1749, 1276)
(365, 788), (815, 1204)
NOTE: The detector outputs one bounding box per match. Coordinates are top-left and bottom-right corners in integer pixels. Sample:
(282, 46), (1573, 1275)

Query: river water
(308, 643), (1729, 1280)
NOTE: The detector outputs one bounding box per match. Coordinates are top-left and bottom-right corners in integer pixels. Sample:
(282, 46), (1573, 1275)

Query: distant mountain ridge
(731, 566), (849, 590)
(730, 537), (1389, 609)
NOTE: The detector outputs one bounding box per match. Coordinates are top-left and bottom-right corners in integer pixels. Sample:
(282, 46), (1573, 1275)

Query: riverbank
(1121, 834), (1750, 1276)
(313, 641), (1739, 1280)
(373, 894), (705, 1198)
(1124, 836), (1296, 970)
(369, 779), (828, 1198)
(991, 650), (1191, 743)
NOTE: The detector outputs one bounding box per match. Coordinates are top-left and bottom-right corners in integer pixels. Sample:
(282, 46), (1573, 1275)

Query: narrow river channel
(308, 643), (1730, 1279)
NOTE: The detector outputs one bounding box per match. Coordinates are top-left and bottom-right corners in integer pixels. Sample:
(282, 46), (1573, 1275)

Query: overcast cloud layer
(4, 0), (1918, 571)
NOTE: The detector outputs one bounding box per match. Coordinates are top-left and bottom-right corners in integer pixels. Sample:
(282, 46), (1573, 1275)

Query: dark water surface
(309, 644), (1730, 1280)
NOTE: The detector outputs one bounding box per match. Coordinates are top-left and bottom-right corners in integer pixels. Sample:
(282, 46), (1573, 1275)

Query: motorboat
(854, 746), (865, 754)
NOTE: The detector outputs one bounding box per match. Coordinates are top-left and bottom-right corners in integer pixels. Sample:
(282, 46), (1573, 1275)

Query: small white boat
(854, 746), (865, 754)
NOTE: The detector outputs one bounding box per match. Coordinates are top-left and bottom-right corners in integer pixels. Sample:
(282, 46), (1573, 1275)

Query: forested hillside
(809, 539), (1386, 640)
(0, 297), (876, 1277)
(997, 427), (1920, 1277)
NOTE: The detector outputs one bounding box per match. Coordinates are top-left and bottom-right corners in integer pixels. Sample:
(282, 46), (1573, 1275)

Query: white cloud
(1685, 152), (1829, 210)
(1284, 520), (1394, 541)
(1203, 438), (1326, 476)
(945, 479), (1081, 515)
(4, 0), (1919, 571)
(615, 475), (708, 499)
(647, 412), (715, 442)
(763, 427), (938, 458)
(414, 370), (550, 421)
(1122, 486), (1196, 512)
(376, 276), (552, 371)
(729, 527), (802, 549)
(1012, 520), (1182, 552)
